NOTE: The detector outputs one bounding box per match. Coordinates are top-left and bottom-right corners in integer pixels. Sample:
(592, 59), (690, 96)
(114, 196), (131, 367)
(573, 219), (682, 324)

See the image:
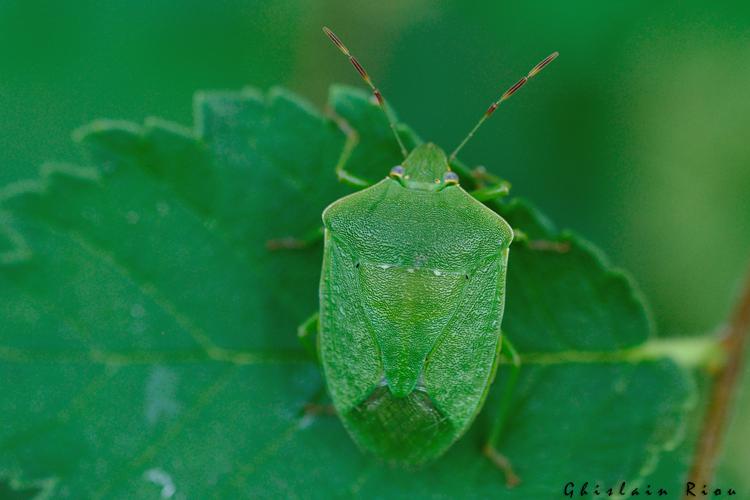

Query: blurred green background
(1, 0), (747, 491)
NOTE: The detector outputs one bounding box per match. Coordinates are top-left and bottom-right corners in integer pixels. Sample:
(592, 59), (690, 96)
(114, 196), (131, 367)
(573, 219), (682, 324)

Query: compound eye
(389, 165), (405, 178)
(443, 171), (459, 184)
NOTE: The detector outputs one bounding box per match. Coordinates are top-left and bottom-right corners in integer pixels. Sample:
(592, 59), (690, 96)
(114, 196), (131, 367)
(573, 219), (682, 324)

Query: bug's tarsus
(304, 403), (336, 417)
(266, 237), (306, 250)
(469, 182), (511, 202)
(327, 107), (372, 188)
(266, 227), (325, 251)
(527, 239), (571, 253)
(448, 51), (559, 163)
(483, 443), (521, 487)
(323, 26), (409, 159)
(470, 165), (503, 187)
(512, 228), (572, 253)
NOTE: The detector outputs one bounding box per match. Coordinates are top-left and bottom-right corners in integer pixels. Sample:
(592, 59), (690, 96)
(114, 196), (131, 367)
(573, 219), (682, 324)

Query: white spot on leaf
(613, 378), (629, 394)
(126, 210), (140, 224)
(130, 303), (146, 319)
(144, 468), (176, 498)
(156, 201), (171, 217)
(299, 414), (314, 429)
(145, 367), (182, 426)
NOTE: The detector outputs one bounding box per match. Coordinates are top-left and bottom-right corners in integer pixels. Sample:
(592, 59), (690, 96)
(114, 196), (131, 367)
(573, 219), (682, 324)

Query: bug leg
(484, 335), (522, 487)
(469, 182), (511, 202)
(297, 316), (336, 417)
(303, 402), (336, 416)
(328, 106), (372, 189)
(337, 169), (370, 189)
(266, 226), (324, 251)
(297, 319), (336, 419)
(299, 384), (335, 420)
(512, 228), (571, 253)
(465, 165), (511, 202)
(297, 312), (320, 363)
(469, 165), (505, 186)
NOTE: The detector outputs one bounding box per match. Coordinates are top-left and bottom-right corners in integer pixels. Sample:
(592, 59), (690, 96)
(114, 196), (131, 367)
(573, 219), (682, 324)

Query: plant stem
(687, 261), (750, 495)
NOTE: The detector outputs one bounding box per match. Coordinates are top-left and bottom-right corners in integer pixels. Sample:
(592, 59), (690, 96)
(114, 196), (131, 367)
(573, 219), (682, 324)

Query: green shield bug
(306, 27), (557, 484)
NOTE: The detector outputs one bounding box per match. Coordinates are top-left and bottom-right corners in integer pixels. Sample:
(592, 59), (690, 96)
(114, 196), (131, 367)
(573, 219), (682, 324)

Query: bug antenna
(448, 52), (559, 164)
(323, 26), (409, 159)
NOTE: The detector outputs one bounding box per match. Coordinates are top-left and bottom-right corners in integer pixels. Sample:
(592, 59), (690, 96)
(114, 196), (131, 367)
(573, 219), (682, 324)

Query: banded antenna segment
(449, 52), (559, 163)
(323, 26), (409, 158)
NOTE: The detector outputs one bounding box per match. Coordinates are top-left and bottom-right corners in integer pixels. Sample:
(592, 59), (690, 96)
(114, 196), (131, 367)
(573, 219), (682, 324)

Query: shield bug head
(319, 26), (557, 465)
(392, 143), (453, 191)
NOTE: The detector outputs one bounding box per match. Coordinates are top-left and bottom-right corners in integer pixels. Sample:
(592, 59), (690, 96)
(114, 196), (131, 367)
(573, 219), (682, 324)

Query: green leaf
(327, 85), (421, 184)
(0, 86), (709, 498)
(0, 478), (41, 500)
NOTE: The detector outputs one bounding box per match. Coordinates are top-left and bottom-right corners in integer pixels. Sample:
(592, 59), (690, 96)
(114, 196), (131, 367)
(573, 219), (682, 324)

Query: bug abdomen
(345, 385), (455, 464)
